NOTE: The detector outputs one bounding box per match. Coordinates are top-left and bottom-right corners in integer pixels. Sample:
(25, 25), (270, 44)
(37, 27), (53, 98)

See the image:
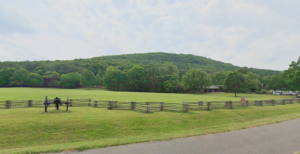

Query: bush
(261, 89), (268, 94)
(255, 90), (261, 94)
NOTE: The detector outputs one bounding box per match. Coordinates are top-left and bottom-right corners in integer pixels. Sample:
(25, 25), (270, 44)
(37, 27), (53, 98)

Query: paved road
(53, 118), (300, 154)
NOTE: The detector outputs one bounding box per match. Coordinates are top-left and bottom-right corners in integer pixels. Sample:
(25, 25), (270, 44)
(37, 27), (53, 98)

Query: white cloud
(0, 0), (299, 71)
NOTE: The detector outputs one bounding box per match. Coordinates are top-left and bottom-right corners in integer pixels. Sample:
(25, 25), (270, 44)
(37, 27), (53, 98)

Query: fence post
(69, 99), (73, 107)
(89, 99), (92, 106)
(207, 101), (211, 111)
(108, 101), (112, 109)
(94, 101), (98, 107)
(183, 102), (188, 113)
(246, 100), (249, 107)
(160, 102), (164, 111)
(225, 101), (232, 109)
(28, 100), (33, 107)
(260, 100), (263, 106)
(131, 102), (136, 110)
(5, 100), (11, 109)
(281, 100), (285, 105)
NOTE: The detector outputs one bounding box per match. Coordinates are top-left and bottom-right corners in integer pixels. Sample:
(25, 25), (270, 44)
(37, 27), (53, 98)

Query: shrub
(261, 89), (268, 94)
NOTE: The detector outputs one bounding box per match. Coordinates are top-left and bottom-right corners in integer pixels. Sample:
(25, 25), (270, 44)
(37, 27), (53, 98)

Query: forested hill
(0, 52), (280, 76)
(88, 52), (280, 76)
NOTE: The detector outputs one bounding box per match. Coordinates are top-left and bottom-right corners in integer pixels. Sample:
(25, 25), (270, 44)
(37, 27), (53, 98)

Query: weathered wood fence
(1, 98), (300, 113)
(0, 99), (92, 109)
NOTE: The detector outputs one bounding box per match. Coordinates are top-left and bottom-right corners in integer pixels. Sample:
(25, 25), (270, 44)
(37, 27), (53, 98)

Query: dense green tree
(127, 66), (146, 91)
(95, 70), (103, 87)
(224, 71), (245, 97)
(43, 71), (61, 86)
(271, 74), (287, 90)
(159, 63), (180, 93)
(143, 64), (161, 92)
(211, 72), (226, 85)
(26, 73), (44, 86)
(160, 75), (177, 93)
(160, 63), (179, 77)
(285, 57), (300, 90)
(237, 68), (248, 74)
(12, 68), (29, 86)
(103, 66), (126, 90)
(265, 84), (270, 90)
(59, 72), (81, 88)
(0, 67), (15, 86)
(86, 63), (108, 75)
(80, 70), (96, 89)
(243, 72), (261, 92)
(262, 76), (272, 89)
(182, 69), (211, 92)
(286, 71), (300, 90)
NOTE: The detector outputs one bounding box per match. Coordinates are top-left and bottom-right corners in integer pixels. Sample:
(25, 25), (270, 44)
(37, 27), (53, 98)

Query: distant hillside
(0, 52), (280, 76)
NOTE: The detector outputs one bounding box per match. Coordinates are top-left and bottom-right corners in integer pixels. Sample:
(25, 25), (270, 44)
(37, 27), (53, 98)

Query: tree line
(0, 62), (279, 95)
(1, 53), (296, 95)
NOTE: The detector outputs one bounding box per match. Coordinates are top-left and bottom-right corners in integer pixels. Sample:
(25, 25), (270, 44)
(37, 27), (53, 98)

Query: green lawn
(0, 87), (292, 102)
(0, 88), (298, 154)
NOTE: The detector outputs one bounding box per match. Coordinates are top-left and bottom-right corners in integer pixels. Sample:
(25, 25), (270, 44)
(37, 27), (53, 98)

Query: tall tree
(80, 70), (96, 89)
(271, 74), (287, 91)
(285, 57), (300, 90)
(12, 68), (29, 86)
(211, 72), (226, 85)
(0, 67), (15, 86)
(43, 71), (61, 86)
(182, 69), (211, 92)
(159, 75), (178, 93)
(95, 70), (103, 88)
(243, 72), (261, 92)
(143, 64), (160, 92)
(159, 63), (179, 93)
(160, 63), (179, 77)
(26, 73), (44, 86)
(127, 66), (146, 91)
(265, 84), (270, 90)
(224, 71), (245, 97)
(286, 70), (300, 91)
(103, 66), (126, 90)
(59, 72), (81, 88)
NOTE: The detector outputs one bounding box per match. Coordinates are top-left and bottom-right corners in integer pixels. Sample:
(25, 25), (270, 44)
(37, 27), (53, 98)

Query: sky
(0, 0), (299, 71)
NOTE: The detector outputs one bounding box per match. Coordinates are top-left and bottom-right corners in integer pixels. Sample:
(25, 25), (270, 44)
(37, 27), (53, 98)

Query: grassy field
(0, 88), (298, 154)
(0, 87), (293, 102)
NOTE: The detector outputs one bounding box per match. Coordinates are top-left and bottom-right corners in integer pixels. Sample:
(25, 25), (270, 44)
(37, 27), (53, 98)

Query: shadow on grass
(41, 109), (73, 114)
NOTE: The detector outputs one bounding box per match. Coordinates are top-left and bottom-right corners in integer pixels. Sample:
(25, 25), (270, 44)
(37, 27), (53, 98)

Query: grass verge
(1, 104), (300, 154)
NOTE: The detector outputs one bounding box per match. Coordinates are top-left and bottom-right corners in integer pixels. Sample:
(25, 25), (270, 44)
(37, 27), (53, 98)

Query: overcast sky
(0, 0), (299, 71)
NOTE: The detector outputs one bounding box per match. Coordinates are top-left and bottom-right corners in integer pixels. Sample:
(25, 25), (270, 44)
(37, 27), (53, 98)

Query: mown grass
(0, 87), (292, 102)
(0, 88), (298, 154)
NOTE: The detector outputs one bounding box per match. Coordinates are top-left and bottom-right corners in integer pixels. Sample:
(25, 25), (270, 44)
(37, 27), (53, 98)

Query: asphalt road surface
(52, 118), (300, 154)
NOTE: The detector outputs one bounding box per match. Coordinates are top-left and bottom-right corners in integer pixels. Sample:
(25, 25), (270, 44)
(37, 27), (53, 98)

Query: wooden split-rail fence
(1, 98), (300, 113)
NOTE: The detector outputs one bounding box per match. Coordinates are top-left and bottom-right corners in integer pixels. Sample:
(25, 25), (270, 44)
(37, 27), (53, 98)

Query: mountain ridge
(0, 52), (281, 76)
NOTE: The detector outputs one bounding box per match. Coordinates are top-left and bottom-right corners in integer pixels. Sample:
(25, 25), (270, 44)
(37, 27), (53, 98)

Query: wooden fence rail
(1, 98), (300, 114)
